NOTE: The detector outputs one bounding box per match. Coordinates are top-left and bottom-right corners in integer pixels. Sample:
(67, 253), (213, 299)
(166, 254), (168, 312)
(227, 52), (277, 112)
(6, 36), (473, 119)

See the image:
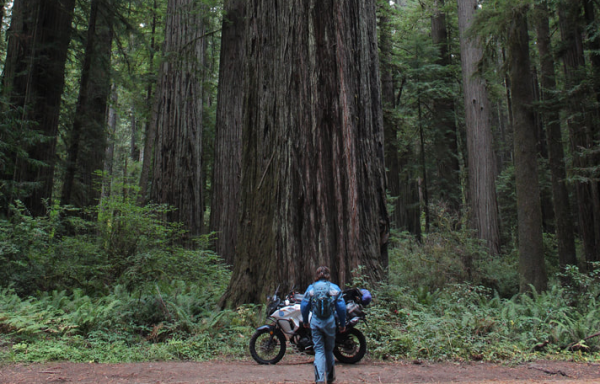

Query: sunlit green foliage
(0, 196), (227, 296)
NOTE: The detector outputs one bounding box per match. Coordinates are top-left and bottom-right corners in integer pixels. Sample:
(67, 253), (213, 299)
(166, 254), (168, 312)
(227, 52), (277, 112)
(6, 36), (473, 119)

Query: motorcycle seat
(292, 293), (304, 303)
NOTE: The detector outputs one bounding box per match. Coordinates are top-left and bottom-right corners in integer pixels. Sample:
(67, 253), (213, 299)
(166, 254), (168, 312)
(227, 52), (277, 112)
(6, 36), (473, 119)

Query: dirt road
(1, 358), (599, 384)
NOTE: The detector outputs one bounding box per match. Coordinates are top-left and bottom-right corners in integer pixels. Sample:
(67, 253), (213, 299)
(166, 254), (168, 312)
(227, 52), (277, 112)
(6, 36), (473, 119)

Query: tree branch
(179, 29), (222, 55)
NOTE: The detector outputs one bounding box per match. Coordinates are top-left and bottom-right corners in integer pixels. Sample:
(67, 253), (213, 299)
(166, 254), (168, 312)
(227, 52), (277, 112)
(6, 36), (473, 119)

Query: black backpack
(311, 281), (334, 319)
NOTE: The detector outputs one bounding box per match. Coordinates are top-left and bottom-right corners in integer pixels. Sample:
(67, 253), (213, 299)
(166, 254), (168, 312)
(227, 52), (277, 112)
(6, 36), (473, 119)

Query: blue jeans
(311, 316), (336, 383)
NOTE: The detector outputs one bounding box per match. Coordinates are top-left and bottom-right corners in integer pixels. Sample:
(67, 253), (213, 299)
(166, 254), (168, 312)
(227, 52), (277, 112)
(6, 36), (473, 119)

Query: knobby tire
(249, 328), (286, 364)
(333, 327), (366, 364)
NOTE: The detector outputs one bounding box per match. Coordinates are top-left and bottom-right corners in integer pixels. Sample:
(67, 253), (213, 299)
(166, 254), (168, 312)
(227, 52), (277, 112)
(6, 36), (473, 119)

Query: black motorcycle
(249, 287), (368, 365)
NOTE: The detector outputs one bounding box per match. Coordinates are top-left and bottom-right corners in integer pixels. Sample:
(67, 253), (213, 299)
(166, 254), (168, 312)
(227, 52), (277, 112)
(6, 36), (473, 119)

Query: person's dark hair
(315, 266), (331, 281)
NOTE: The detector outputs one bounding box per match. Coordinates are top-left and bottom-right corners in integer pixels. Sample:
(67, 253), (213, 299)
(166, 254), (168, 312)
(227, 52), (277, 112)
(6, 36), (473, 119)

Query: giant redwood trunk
(533, 1), (577, 270)
(150, 0), (205, 240)
(559, 0), (600, 264)
(508, 7), (547, 293)
(221, 0), (389, 307)
(457, 0), (500, 254)
(3, 0), (75, 216)
(209, 0), (246, 266)
(62, 0), (113, 209)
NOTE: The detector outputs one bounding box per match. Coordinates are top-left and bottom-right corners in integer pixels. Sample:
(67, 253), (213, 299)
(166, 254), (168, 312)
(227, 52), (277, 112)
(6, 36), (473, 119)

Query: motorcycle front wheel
(249, 328), (286, 364)
(333, 327), (366, 364)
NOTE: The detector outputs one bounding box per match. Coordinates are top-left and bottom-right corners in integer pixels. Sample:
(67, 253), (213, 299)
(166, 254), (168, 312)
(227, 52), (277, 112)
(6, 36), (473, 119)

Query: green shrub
(387, 226), (519, 298)
(0, 198), (228, 296)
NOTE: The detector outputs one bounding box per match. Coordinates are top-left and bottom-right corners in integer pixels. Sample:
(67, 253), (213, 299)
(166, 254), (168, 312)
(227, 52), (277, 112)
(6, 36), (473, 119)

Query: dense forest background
(0, 0), (599, 362)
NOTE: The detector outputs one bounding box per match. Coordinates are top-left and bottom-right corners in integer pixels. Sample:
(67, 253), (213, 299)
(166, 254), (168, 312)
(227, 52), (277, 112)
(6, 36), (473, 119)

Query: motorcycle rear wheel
(249, 328), (286, 364)
(333, 327), (366, 364)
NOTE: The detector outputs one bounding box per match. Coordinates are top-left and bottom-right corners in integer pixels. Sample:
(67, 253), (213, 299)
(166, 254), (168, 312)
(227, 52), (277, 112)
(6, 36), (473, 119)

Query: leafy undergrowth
(363, 281), (600, 364)
(0, 203), (598, 364)
(0, 282), (263, 363)
(359, 229), (600, 364)
(1, 268), (599, 364)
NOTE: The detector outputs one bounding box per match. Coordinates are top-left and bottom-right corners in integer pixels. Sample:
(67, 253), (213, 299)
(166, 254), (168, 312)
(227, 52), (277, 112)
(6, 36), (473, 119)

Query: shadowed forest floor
(1, 358), (599, 383)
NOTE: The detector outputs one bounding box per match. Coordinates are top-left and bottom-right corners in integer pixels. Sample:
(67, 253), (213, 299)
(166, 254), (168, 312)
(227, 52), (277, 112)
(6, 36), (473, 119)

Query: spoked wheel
(333, 327), (366, 364)
(249, 328), (286, 364)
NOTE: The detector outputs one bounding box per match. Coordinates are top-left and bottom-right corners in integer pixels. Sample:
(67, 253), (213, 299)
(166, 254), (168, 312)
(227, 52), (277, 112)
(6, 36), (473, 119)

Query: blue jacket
(301, 280), (346, 325)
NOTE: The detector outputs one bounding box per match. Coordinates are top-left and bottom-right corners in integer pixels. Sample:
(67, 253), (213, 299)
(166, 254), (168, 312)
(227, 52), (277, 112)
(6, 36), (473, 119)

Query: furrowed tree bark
(559, 0), (600, 264)
(533, 0), (577, 270)
(209, 0), (246, 266)
(221, 0), (389, 307)
(150, 0), (205, 242)
(456, 0), (500, 254)
(62, 0), (113, 209)
(507, 6), (548, 293)
(431, 0), (461, 214)
(3, 0), (76, 216)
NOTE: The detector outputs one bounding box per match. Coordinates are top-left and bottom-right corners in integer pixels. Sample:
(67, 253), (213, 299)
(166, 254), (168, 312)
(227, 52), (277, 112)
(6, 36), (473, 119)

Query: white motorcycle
(249, 286), (369, 365)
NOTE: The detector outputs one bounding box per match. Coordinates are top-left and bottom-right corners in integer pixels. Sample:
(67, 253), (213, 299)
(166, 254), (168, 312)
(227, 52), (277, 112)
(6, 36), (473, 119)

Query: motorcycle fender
(256, 324), (275, 333)
(336, 326), (354, 342)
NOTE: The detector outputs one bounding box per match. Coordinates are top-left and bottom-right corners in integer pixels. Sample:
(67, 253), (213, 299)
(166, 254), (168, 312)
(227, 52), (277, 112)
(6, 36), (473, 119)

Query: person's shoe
(327, 369), (336, 383)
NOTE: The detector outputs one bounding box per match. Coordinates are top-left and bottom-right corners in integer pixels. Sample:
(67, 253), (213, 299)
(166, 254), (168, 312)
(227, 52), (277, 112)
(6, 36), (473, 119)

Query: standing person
(301, 266), (347, 384)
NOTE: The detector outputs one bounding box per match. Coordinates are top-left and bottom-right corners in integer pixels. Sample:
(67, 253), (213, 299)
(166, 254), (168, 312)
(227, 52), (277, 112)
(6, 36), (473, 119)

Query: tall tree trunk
(456, 0), (501, 254)
(559, 0), (600, 264)
(221, 0), (389, 307)
(583, 0), (600, 103)
(138, 0), (158, 204)
(531, 68), (555, 233)
(582, 0), (600, 256)
(507, 7), (548, 293)
(400, 148), (422, 238)
(431, 0), (461, 213)
(380, 7), (402, 230)
(150, 0), (205, 241)
(62, 0), (113, 209)
(130, 108), (138, 161)
(102, 86), (118, 201)
(533, 0), (577, 270)
(2, 0), (76, 216)
(418, 96), (430, 232)
(209, 0), (246, 266)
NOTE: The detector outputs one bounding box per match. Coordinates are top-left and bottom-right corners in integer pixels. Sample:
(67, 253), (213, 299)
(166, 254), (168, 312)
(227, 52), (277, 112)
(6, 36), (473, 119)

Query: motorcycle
(249, 286), (369, 365)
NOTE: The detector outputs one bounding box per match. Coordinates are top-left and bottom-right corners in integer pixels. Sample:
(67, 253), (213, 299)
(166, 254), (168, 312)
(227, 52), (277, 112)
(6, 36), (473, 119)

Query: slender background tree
(150, 0), (206, 242)
(457, 0), (501, 255)
(506, 2), (547, 292)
